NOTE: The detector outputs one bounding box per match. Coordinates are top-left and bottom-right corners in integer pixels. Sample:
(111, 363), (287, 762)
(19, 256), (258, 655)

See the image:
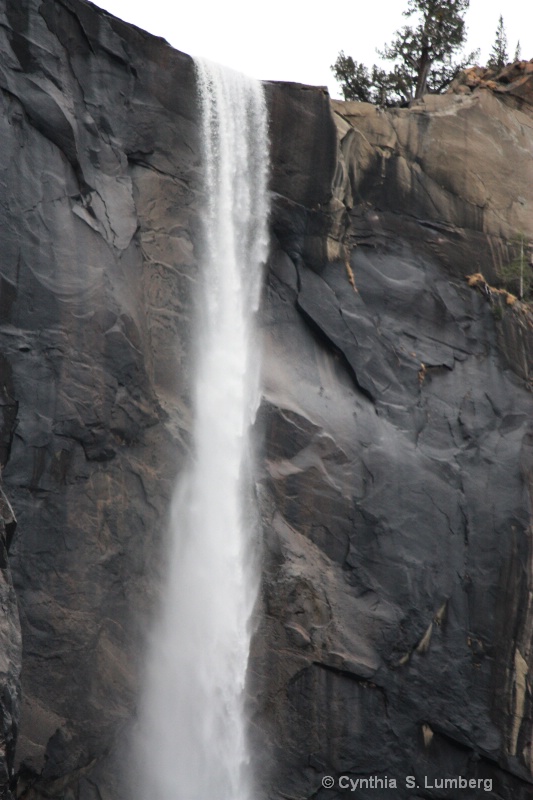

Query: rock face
(0, 478), (20, 800)
(1, 2), (533, 799)
(0, 2), (202, 796)
(253, 83), (533, 799)
(449, 60), (533, 112)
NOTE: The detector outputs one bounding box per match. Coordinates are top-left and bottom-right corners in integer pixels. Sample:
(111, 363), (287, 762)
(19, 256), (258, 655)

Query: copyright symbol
(322, 776), (334, 789)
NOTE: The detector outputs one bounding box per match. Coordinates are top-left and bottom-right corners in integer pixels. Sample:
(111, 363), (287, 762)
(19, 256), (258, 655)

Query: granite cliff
(256, 73), (533, 800)
(1, 1), (533, 799)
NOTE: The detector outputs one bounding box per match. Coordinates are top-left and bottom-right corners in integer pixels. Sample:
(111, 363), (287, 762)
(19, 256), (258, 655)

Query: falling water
(137, 60), (269, 800)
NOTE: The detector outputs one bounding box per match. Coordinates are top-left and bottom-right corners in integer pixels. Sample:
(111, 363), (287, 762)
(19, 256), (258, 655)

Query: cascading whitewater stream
(137, 60), (269, 800)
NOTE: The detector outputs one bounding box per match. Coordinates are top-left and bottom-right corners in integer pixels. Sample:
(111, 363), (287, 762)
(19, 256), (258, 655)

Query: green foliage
(514, 40), (521, 62)
(491, 303), (503, 321)
(487, 15), (508, 71)
(331, 54), (372, 103)
(332, 0), (478, 106)
(500, 234), (533, 299)
(331, 53), (410, 105)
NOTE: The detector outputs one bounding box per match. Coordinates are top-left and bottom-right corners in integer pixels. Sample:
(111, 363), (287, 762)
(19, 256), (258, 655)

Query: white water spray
(138, 60), (269, 800)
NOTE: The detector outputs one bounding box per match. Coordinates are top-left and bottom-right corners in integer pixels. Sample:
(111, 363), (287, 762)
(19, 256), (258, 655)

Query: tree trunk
(415, 47), (432, 98)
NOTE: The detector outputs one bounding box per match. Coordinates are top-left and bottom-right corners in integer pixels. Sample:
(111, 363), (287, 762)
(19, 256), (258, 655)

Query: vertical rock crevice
(0, 480), (20, 800)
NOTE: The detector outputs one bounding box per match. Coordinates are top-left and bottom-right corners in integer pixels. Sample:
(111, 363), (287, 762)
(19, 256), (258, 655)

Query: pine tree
(332, 0), (477, 106)
(487, 15), (508, 71)
(331, 54), (410, 106)
(514, 41), (522, 61)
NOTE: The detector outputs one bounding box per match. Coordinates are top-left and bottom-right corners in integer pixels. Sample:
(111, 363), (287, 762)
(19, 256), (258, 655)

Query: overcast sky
(90, 0), (533, 98)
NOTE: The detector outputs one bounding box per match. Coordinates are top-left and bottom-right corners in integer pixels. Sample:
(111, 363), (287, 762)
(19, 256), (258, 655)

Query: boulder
(449, 60), (533, 114)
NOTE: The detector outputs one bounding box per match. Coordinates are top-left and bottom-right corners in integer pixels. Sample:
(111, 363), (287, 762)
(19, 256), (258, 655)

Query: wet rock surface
(0, 478), (20, 800)
(1, 2), (533, 799)
(0, 1), (201, 796)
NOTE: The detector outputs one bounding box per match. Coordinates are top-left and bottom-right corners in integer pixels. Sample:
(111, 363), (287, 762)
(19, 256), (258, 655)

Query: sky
(90, 0), (533, 99)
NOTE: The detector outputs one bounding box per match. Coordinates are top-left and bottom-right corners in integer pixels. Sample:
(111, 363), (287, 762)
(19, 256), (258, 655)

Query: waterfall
(137, 60), (269, 800)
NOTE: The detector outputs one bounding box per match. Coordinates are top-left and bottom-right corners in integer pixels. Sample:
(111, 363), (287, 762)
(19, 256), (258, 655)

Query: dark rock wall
(253, 85), (533, 799)
(0, 1), (202, 797)
(1, 2), (533, 800)
(0, 478), (20, 800)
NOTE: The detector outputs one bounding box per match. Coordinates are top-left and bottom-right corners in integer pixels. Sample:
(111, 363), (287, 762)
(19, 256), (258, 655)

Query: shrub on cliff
(332, 0), (478, 106)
